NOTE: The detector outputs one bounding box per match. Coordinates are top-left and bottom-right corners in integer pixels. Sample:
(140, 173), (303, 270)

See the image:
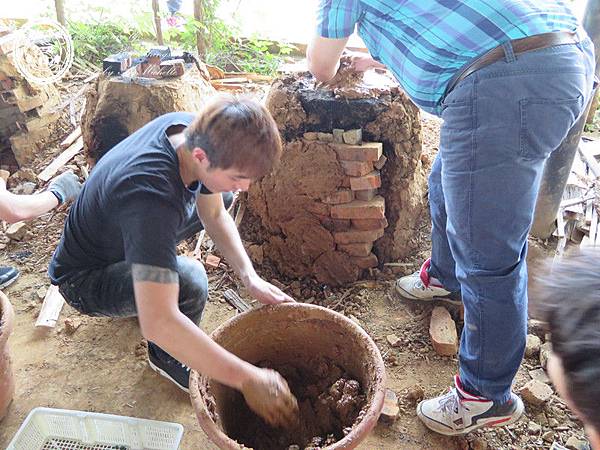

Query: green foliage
(67, 1), (297, 76)
(68, 20), (143, 67)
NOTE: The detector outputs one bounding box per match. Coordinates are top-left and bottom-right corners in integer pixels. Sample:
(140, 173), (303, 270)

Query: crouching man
(49, 95), (298, 427)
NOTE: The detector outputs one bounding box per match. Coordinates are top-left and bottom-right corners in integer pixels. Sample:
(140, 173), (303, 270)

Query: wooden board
(37, 136), (83, 182)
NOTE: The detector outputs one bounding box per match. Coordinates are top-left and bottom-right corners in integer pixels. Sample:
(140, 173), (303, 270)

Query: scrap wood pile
(206, 64), (273, 92)
(555, 137), (600, 252)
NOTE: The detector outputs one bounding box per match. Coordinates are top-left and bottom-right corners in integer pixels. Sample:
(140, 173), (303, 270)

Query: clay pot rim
(0, 291), (15, 347)
(190, 302), (386, 450)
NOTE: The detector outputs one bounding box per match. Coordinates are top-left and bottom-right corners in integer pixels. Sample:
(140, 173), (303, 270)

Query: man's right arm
(131, 263), (257, 389)
(131, 263), (298, 427)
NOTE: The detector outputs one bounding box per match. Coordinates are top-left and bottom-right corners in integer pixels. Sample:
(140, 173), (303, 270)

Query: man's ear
(191, 147), (209, 164)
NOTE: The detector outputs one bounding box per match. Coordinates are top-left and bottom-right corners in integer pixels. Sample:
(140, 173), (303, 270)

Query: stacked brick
(0, 31), (60, 167)
(304, 128), (388, 272)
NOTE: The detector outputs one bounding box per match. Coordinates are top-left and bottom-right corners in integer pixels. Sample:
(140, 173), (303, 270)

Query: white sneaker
(417, 375), (524, 436)
(395, 258), (461, 305)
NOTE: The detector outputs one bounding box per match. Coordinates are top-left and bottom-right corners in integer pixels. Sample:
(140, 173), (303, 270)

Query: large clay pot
(0, 291), (15, 421)
(190, 303), (386, 450)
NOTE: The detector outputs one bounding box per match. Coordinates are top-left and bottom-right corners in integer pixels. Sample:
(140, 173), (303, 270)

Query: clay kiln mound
(247, 65), (427, 286)
(82, 64), (215, 163)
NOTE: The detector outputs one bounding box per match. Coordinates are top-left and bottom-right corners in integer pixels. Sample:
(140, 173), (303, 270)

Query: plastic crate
(6, 407), (184, 450)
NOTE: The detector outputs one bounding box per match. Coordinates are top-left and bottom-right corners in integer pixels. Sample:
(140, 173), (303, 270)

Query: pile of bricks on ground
(0, 28), (61, 167)
(303, 128), (387, 271)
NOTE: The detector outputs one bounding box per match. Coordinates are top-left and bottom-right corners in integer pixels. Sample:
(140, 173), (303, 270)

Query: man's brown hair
(185, 94), (282, 178)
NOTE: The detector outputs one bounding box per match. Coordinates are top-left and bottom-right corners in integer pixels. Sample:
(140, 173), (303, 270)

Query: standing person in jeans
(307, 1), (595, 436)
(166, 0), (183, 27)
(0, 171), (81, 288)
(49, 95), (298, 428)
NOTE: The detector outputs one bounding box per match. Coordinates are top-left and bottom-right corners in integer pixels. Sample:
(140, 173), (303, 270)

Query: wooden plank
(37, 136), (83, 182)
(211, 77), (250, 84)
(60, 126), (81, 149)
(583, 207), (599, 248)
(35, 285), (65, 328)
(578, 142), (600, 178)
(223, 289), (251, 313)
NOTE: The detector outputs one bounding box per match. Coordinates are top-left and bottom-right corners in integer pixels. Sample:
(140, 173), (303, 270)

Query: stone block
(374, 154), (388, 170)
(343, 128), (362, 145)
(333, 142), (382, 161)
(332, 128), (344, 143)
(6, 221), (28, 240)
(386, 334), (402, 347)
(317, 132), (334, 142)
(525, 334), (542, 358)
(519, 379), (553, 406)
(333, 227), (384, 244)
(331, 196), (385, 220)
(322, 189), (354, 205)
(429, 306), (458, 356)
(337, 241), (373, 257)
(303, 132), (318, 141)
(350, 171), (381, 191)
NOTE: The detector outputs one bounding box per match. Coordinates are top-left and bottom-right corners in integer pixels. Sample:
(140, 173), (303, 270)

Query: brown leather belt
(445, 31), (580, 96)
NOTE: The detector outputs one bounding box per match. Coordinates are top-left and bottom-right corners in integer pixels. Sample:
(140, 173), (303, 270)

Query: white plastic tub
(6, 407), (184, 450)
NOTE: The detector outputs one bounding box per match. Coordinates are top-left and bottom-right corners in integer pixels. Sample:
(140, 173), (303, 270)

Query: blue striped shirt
(317, 0), (579, 115)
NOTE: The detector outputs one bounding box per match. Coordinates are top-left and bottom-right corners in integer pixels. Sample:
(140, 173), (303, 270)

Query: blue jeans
(58, 192), (233, 364)
(428, 37), (595, 402)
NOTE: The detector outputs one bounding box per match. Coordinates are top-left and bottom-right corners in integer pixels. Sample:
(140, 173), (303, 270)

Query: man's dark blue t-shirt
(49, 112), (206, 284)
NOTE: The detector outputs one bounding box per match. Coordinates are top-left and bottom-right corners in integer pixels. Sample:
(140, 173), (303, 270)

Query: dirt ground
(0, 85), (591, 450)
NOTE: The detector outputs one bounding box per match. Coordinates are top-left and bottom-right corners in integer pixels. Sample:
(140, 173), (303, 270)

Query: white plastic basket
(6, 407), (184, 450)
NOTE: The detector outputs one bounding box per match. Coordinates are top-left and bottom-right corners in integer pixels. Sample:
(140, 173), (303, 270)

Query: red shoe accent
(488, 417), (512, 426)
(419, 258), (432, 287)
(454, 375), (489, 402)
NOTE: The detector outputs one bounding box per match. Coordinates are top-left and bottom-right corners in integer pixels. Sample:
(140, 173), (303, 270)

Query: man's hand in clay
(346, 52), (386, 72)
(241, 367), (299, 428)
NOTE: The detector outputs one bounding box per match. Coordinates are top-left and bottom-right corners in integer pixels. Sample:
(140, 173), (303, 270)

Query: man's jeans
(58, 192), (234, 364)
(428, 37), (595, 402)
(167, 0), (182, 15)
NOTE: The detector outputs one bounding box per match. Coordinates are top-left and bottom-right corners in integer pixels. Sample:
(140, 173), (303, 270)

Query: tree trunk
(152, 0), (164, 46)
(54, 0), (66, 25)
(194, 0), (206, 59)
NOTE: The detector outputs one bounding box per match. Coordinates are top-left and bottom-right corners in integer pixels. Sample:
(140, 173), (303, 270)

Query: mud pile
(226, 358), (366, 450)
(246, 64), (427, 285)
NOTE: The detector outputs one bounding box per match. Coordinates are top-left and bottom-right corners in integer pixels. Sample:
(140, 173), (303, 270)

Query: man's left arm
(197, 193), (294, 304)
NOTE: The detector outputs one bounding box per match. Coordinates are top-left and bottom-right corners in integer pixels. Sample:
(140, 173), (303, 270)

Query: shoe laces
(437, 388), (462, 418)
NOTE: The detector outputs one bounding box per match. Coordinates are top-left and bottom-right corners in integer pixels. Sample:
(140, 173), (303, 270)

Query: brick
(333, 142), (382, 161)
(374, 154), (388, 170)
(354, 189), (377, 202)
(525, 334), (541, 358)
(429, 306), (458, 356)
(321, 217), (351, 232)
(379, 389), (399, 423)
(0, 169), (9, 182)
(303, 132), (318, 141)
(331, 196), (385, 220)
(343, 128), (362, 145)
(352, 217), (388, 231)
(205, 254), (221, 269)
(333, 227), (384, 244)
(340, 160), (373, 177)
(350, 171), (381, 191)
(337, 241), (373, 257)
(322, 189), (353, 205)
(160, 59), (185, 77)
(332, 128), (344, 143)
(317, 132), (333, 142)
(519, 380), (553, 406)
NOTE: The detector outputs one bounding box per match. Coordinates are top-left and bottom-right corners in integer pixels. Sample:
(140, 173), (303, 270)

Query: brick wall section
(303, 130), (388, 273)
(0, 31), (60, 167)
